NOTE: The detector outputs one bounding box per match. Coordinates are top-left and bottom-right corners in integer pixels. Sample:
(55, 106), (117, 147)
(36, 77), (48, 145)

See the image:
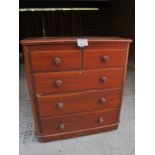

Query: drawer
(83, 49), (125, 69)
(31, 50), (81, 72)
(34, 68), (123, 95)
(37, 89), (121, 117)
(40, 109), (120, 135)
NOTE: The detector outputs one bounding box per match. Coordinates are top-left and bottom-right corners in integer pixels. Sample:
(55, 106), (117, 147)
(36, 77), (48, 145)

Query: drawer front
(38, 89), (121, 117)
(40, 109), (120, 135)
(83, 49), (125, 69)
(31, 50), (81, 72)
(34, 68), (123, 95)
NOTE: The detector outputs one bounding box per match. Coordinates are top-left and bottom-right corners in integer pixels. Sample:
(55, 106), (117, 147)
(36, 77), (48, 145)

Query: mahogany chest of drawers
(21, 37), (132, 141)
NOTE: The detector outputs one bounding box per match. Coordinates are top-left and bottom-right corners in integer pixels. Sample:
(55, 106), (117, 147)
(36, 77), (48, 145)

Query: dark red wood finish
(83, 49), (125, 69)
(22, 46), (42, 136)
(34, 68), (123, 95)
(31, 50), (81, 72)
(42, 124), (119, 141)
(40, 109), (120, 135)
(20, 37), (132, 141)
(37, 88), (121, 117)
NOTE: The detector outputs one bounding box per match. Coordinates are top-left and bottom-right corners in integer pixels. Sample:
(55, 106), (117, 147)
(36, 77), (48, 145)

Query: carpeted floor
(19, 64), (135, 155)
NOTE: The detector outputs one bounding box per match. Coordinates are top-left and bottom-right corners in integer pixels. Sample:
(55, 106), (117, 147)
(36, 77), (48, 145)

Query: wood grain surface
(37, 88), (121, 117)
(31, 50), (81, 72)
(34, 68), (124, 95)
(20, 37), (132, 141)
(40, 109), (120, 135)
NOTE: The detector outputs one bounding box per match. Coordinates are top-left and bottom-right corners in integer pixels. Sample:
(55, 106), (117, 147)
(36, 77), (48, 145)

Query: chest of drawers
(21, 37), (132, 141)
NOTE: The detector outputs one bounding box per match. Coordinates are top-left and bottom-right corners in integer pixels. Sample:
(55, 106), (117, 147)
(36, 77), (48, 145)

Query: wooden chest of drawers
(21, 37), (132, 141)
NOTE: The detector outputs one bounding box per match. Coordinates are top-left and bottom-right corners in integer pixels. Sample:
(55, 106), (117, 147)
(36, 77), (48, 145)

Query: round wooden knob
(59, 123), (65, 130)
(99, 97), (106, 104)
(55, 80), (62, 87)
(102, 55), (110, 62)
(54, 57), (61, 65)
(100, 76), (108, 83)
(57, 102), (64, 110)
(98, 117), (104, 124)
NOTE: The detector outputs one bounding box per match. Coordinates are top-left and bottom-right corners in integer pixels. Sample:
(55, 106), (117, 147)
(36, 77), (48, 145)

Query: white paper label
(77, 39), (88, 47)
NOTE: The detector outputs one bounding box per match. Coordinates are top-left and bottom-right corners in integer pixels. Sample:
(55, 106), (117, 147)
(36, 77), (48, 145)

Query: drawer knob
(54, 57), (61, 65)
(102, 55), (110, 62)
(59, 123), (65, 130)
(55, 80), (62, 87)
(57, 102), (64, 110)
(98, 117), (104, 124)
(100, 76), (108, 83)
(99, 97), (106, 104)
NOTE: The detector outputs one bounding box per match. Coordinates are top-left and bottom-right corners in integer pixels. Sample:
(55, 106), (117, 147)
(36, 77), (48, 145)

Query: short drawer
(40, 109), (120, 135)
(37, 89), (121, 117)
(31, 50), (81, 72)
(83, 49), (125, 69)
(34, 68), (123, 95)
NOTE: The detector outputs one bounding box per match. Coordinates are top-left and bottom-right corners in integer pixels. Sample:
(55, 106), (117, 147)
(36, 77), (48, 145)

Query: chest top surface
(20, 37), (132, 45)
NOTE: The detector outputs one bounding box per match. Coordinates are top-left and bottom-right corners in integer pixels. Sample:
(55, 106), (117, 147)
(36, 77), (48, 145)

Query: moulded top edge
(20, 37), (132, 45)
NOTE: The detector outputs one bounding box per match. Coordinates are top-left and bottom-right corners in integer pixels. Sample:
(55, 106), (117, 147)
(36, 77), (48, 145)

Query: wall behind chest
(19, 10), (108, 38)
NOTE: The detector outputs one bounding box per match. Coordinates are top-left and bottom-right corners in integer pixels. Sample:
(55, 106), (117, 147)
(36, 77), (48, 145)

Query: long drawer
(37, 89), (121, 117)
(40, 109), (120, 135)
(34, 68), (124, 95)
